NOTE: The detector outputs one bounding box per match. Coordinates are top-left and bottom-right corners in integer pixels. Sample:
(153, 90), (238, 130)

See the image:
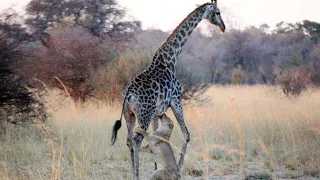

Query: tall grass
(1, 85), (320, 179)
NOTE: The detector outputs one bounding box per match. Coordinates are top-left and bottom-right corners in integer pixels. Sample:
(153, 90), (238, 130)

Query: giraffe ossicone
(111, 1), (225, 179)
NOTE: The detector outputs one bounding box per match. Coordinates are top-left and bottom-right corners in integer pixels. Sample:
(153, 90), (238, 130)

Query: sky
(1, 0), (320, 31)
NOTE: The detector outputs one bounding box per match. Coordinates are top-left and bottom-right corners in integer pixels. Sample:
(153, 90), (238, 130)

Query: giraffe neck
(149, 3), (211, 72)
(165, 3), (210, 55)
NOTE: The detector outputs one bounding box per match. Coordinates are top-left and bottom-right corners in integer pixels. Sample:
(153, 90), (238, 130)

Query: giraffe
(111, 0), (225, 179)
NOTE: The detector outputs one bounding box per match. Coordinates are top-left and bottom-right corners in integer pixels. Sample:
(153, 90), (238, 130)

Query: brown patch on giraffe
(129, 112), (135, 123)
(127, 104), (136, 123)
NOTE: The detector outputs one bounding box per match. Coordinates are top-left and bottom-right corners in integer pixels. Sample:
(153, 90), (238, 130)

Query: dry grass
(1, 85), (320, 179)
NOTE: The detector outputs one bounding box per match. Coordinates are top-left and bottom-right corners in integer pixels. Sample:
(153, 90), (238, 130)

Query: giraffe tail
(111, 119), (121, 145)
(111, 94), (127, 145)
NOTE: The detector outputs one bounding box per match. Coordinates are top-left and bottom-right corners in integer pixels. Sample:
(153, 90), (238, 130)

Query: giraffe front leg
(170, 98), (190, 177)
(151, 116), (159, 170)
(133, 129), (153, 180)
(151, 116), (159, 132)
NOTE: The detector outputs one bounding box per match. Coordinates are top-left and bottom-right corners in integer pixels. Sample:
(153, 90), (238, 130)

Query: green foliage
(245, 171), (271, 180)
(289, 53), (303, 67)
(209, 149), (224, 160)
(298, 20), (320, 44)
(231, 68), (246, 85)
(25, 0), (140, 38)
(92, 49), (152, 103)
(273, 21), (297, 34)
(285, 156), (299, 171)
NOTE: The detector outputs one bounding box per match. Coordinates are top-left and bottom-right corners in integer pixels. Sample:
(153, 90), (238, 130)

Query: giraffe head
(204, 0), (225, 32)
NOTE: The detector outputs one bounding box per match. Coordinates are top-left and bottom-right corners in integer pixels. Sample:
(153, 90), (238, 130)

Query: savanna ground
(1, 85), (320, 180)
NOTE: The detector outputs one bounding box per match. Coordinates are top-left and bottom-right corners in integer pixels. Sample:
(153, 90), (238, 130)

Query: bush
(311, 73), (320, 86)
(92, 49), (152, 103)
(310, 44), (320, 86)
(275, 66), (313, 96)
(0, 34), (45, 126)
(176, 62), (210, 102)
(20, 28), (117, 102)
(231, 67), (246, 85)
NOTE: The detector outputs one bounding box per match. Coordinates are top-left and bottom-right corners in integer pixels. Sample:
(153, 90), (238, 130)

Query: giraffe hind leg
(132, 114), (154, 180)
(123, 105), (136, 176)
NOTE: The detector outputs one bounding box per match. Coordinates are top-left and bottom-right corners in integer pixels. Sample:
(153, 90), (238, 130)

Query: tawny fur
(134, 115), (179, 180)
(140, 114), (174, 155)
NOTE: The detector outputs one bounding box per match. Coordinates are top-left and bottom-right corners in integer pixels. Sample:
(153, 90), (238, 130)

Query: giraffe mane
(164, 3), (210, 43)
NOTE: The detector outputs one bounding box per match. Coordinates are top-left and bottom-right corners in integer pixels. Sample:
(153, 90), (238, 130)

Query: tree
(0, 34), (44, 124)
(310, 43), (320, 85)
(0, 8), (31, 42)
(20, 28), (116, 102)
(273, 21), (297, 34)
(215, 28), (272, 84)
(25, 0), (141, 39)
(297, 20), (320, 44)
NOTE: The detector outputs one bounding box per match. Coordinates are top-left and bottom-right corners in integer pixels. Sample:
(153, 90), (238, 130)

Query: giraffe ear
(212, 0), (217, 5)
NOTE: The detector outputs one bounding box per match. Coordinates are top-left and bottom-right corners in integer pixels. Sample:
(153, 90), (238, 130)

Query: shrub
(176, 64), (210, 102)
(92, 49), (151, 103)
(311, 73), (320, 86)
(275, 66), (313, 96)
(310, 44), (320, 86)
(231, 67), (246, 85)
(20, 28), (117, 102)
(0, 34), (45, 126)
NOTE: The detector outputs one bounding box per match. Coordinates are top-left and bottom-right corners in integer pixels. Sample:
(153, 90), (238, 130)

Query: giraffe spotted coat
(111, 1), (225, 179)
